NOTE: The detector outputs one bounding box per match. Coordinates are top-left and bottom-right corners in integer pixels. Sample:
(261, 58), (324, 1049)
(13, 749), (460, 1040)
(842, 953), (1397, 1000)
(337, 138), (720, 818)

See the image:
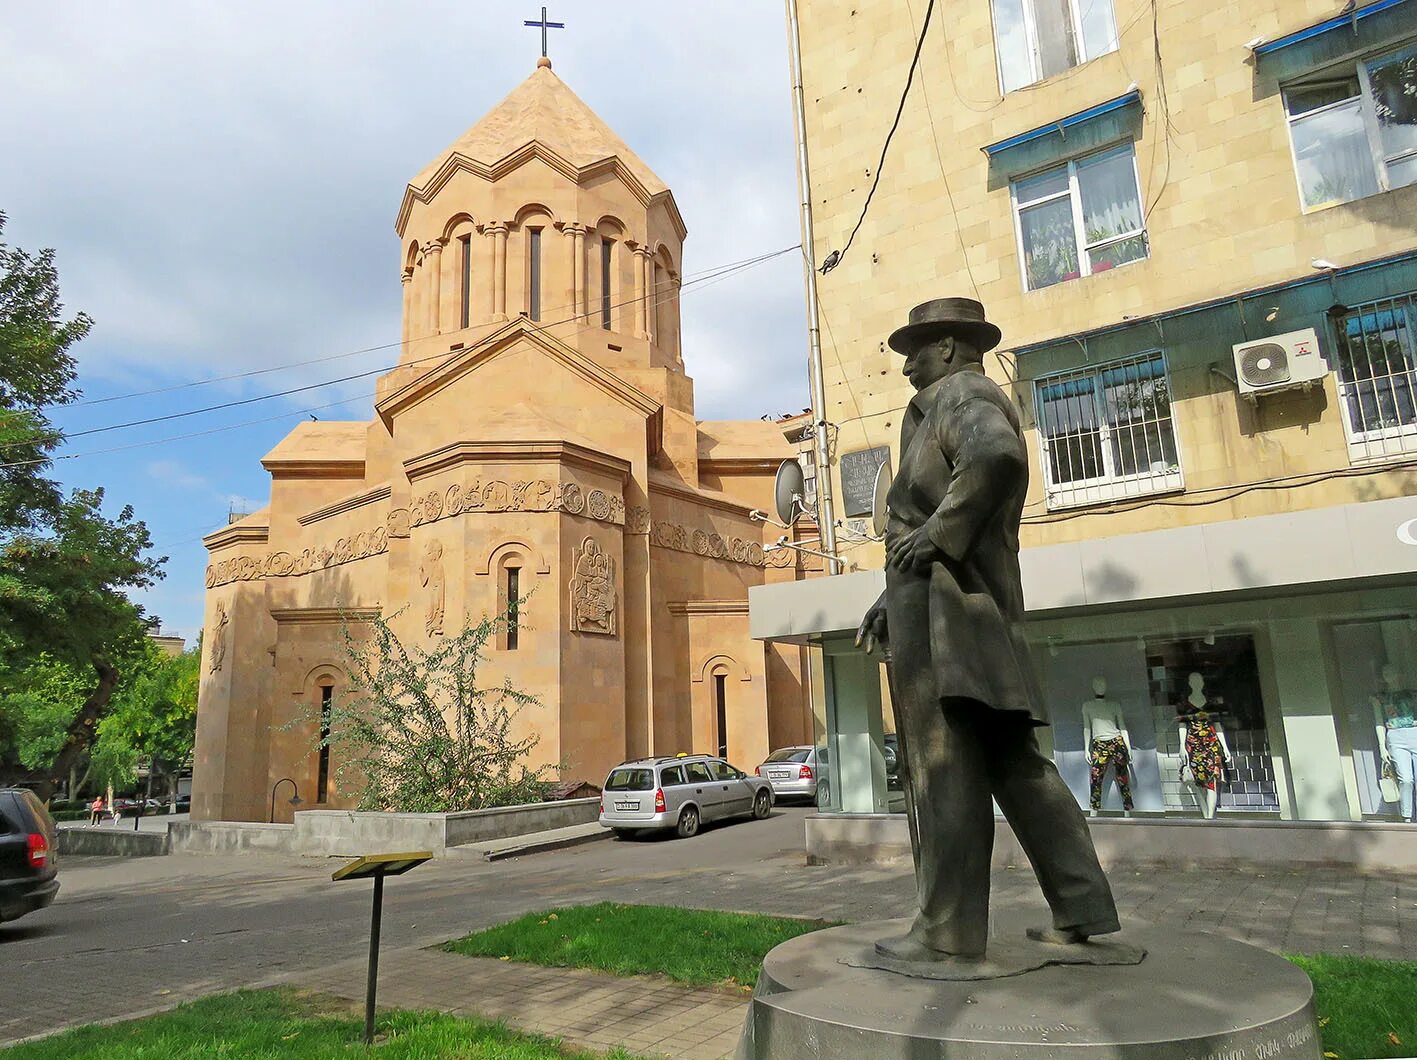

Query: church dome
(405, 63), (668, 199)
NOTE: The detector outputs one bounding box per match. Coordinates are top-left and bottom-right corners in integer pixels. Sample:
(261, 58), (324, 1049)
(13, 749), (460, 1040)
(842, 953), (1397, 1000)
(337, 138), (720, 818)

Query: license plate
(768, 771), (791, 780)
(614, 800), (638, 811)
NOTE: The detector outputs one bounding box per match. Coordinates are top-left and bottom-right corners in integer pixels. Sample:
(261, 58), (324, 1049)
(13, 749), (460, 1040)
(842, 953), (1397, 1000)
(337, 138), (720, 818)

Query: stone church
(191, 59), (814, 822)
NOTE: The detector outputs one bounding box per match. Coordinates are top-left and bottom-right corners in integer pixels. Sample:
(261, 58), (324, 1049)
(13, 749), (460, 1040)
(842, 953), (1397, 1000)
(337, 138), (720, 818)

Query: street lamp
(270, 778), (304, 823)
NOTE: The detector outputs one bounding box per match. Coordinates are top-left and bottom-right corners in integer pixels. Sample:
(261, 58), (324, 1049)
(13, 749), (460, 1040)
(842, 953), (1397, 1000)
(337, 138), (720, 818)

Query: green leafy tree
(93, 641), (200, 800)
(0, 213), (165, 799)
(299, 609), (553, 813)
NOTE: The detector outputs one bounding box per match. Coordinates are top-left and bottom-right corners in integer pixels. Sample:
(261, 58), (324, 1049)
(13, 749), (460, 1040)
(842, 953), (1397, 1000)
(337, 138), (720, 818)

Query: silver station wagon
(598, 755), (774, 838)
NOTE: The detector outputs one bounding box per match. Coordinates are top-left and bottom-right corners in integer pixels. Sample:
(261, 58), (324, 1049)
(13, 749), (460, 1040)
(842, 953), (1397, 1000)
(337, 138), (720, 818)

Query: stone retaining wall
(57, 828), (170, 858)
(170, 798), (600, 858)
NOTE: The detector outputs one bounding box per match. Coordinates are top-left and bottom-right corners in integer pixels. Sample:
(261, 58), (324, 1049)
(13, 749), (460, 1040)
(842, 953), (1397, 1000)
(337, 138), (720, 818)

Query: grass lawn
(0, 989), (647, 1060)
(443, 902), (835, 991)
(1288, 953), (1417, 1060)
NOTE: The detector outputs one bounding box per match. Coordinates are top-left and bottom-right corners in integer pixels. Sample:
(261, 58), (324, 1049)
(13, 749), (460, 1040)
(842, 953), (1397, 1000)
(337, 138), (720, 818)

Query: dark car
(1, 788), (59, 924)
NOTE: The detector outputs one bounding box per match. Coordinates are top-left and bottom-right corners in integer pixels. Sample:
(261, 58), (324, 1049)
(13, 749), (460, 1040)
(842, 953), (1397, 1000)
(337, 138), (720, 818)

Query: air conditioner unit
(1232, 327), (1327, 398)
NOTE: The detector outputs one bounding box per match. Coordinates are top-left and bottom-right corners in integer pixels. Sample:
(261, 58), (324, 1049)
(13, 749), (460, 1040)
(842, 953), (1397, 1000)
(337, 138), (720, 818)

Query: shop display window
(1332, 616), (1417, 818)
(1039, 632), (1279, 816)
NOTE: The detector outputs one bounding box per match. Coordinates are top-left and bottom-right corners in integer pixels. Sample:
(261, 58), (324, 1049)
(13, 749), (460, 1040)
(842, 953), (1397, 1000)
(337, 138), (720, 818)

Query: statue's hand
(885, 525), (940, 573)
(856, 602), (888, 657)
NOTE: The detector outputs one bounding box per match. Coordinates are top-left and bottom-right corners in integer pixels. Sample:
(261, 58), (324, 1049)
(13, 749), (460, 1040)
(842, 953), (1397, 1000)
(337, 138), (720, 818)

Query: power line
(12, 245), (797, 451)
(819, 0), (936, 275)
(0, 246), (798, 470)
(57, 245), (798, 411)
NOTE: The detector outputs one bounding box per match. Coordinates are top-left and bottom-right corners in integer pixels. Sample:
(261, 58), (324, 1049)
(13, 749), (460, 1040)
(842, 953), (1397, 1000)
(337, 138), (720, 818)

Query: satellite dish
(774, 460), (806, 526)
(871, 459), (892, 538)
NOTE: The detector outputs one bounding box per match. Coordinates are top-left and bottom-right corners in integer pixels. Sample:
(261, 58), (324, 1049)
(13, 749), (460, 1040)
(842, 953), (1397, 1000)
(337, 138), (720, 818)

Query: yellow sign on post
(332, 850), (432, 1044)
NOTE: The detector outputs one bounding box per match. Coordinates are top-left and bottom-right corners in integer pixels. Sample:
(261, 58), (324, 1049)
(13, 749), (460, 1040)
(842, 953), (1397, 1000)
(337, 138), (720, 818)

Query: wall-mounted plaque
(839, 446), (891, 517)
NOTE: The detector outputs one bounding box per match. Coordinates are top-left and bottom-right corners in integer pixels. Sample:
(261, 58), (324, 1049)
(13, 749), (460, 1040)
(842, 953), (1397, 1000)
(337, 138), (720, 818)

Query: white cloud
(0, 1), (809, 420)
(145, 459), (209, 491)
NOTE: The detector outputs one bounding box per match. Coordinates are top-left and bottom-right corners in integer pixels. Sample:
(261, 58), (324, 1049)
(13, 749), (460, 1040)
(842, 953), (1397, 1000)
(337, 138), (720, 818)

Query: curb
(481, 827), (611, 861)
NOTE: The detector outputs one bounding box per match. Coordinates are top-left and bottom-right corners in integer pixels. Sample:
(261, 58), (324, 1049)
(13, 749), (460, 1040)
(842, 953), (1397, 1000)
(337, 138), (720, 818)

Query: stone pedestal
(737, 914), (1321, 1059)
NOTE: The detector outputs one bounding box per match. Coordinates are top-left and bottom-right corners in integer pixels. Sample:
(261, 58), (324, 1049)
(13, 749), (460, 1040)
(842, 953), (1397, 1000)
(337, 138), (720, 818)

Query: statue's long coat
(885, 363), (1046, 724)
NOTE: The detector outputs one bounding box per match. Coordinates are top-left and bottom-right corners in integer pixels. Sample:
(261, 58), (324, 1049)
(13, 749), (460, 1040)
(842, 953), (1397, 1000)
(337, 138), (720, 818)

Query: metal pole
(784, 0), (840, 574)
(364, 872), (383, 1045)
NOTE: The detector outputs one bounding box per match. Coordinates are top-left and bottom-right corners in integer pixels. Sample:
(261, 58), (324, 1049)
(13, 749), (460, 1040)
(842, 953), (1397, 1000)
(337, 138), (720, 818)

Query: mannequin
(1081, 676), (1133, 814)
(1372, 663), (1417, 822)
(1177, 672), (1233, 820)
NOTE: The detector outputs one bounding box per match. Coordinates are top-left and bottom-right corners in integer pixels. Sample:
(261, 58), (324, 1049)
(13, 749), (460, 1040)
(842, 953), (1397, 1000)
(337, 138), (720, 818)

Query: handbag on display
(1379, 758), (1400, 805)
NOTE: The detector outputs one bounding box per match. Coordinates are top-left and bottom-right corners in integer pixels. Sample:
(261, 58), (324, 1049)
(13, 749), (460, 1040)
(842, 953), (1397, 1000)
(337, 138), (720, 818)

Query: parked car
(1, 788), (59, 924)
(598, 755), (774, 838)
(754, 746), (818, 801)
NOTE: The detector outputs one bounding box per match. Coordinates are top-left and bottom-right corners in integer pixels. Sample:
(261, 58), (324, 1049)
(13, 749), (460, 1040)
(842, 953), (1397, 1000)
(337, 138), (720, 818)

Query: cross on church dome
(523, 5), (564, 64)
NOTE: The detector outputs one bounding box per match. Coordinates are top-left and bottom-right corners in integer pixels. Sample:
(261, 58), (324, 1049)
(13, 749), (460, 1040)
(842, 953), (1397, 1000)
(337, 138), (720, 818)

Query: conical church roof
(408, 63), (668, 196)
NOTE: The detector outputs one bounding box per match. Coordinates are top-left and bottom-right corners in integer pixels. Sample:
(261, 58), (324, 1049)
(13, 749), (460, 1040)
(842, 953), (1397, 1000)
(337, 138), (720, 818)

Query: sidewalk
(290, 946), (746, 1060)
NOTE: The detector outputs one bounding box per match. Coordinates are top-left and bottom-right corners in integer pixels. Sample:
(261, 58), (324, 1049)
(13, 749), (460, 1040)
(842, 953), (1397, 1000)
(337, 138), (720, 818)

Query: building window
(1284, 44), (1417, 211)
(317, 684), (333, 803)
(600, 239), (614, 330)
(506, 566), (521, 651)
(714, 672), (728, 758)
(527, 228), (542, 321)
(1033, 351), (1182, 509)
(459, 235), (472, 329)
(1333, 293), (1417, 461)
(992, 0), (1118, 93)
(1013, 144), (1146, 292)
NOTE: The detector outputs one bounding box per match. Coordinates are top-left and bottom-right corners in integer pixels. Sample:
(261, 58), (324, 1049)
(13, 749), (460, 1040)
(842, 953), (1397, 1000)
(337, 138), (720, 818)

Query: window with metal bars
(1333, 293), (1417, 461)
(1033, 351), (1182, 509)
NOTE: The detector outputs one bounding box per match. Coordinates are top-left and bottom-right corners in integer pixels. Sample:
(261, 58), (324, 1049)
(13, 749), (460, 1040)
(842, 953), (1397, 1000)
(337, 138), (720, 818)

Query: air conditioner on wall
(1231, 327), (1327, 398)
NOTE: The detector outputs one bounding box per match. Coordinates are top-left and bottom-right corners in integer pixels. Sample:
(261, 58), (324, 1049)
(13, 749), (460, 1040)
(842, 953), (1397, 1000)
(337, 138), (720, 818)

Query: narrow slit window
(459, 235), (472, 329)
(714, 673), (728, 759)
(317, 684), (333, 803)
(506, 566), (521, 651)
(528, 228), (542, 321)
(600, 239), (614, 330)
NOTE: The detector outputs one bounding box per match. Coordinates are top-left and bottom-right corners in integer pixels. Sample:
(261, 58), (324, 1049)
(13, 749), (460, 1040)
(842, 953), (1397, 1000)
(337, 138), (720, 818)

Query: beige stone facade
(794, 0), (1417, 552)
(758, 0), (1417, 827)
(193, 62), (813, 823)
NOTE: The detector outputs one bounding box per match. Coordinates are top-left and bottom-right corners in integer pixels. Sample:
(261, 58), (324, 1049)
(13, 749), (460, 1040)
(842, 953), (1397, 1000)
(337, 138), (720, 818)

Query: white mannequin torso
(1082, 699), (1126, 743)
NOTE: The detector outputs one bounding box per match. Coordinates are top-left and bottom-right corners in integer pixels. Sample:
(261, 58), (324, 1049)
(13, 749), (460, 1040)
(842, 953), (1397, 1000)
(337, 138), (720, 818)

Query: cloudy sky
(0, 1), (810, 642)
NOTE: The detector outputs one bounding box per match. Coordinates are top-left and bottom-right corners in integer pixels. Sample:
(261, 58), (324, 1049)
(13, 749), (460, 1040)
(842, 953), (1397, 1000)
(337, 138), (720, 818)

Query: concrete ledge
(291, 798), (601, 857)
(806, 813), (1417, 874)
(170, 821), (293, 855)
(57, 828), (170, 858)
(175, 798), (602, 858)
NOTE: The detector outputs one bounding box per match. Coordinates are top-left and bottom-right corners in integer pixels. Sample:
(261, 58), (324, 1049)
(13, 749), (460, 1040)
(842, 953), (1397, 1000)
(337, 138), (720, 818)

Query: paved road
(4, 806), (1417, 1045)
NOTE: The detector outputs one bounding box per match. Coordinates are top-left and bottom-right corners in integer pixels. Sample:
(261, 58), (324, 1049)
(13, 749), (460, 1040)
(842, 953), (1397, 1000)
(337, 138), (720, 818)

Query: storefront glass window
(1038, 632), (1280, 816)
(1332, 616), (1417, 817)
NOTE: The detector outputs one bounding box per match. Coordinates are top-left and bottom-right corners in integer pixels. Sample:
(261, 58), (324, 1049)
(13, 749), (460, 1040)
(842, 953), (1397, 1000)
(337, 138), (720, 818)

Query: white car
(754, 746), (818, 801)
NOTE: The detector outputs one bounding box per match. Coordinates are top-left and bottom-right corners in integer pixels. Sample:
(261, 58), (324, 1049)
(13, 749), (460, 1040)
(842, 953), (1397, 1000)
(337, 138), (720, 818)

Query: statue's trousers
(885, 565), (1120, 956)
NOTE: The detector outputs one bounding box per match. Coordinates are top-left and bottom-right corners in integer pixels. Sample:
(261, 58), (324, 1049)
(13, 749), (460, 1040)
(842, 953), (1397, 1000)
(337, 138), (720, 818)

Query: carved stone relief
(569, 536), (618, 636)
(420, 539), (446, 636)
(208, 601), (229, 673)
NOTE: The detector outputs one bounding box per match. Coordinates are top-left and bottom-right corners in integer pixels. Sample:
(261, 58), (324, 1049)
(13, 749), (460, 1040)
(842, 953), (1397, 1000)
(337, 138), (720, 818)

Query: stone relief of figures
(420, 539), (446, 637)
(569, 536), (618, 636)
(208, 600), (230, 673)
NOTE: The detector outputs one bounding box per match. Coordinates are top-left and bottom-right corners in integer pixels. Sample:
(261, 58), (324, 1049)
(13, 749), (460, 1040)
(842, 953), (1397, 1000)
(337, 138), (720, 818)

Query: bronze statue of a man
(857, 298), (1119, 963)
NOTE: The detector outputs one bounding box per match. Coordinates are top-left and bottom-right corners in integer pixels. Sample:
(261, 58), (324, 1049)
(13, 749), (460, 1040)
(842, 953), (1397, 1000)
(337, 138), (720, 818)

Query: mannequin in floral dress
(1177, 672), (1233, 820)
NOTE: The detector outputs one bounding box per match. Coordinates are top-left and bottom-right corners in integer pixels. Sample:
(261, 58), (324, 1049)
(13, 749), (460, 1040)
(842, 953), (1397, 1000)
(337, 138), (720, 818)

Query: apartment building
(751, 0), (1417, 844)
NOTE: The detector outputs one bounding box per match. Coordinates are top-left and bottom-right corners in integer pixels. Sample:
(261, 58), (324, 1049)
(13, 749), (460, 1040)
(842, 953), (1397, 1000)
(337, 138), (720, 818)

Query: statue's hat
(888, 297), (1002, 355)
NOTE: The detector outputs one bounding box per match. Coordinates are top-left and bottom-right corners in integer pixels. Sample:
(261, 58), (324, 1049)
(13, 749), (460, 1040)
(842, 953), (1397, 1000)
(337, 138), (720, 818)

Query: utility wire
(14, 245), (797, 450)
(819, 0), (936, 275)
(0, 246), (797, 470)
(58, 246), (798, 411)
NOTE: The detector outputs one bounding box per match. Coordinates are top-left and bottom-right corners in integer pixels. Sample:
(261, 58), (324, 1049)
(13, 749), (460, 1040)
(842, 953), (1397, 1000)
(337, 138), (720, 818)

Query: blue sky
(0, 2), (810, 644)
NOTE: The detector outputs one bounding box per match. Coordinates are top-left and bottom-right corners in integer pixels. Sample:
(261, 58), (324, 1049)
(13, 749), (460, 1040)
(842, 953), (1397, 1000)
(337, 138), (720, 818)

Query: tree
(299, 609), (553, 813)
(0, 214), (165, 799)
(92, 641), (200, 801)
(0, 212), (90, 531)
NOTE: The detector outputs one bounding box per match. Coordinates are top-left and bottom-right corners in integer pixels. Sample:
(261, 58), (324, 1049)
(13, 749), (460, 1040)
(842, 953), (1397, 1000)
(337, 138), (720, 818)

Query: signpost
(331, 851), (433, 1044)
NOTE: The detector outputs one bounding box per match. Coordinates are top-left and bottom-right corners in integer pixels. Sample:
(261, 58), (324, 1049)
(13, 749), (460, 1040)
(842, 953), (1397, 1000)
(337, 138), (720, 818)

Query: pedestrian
(89, 795), (103, 826)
